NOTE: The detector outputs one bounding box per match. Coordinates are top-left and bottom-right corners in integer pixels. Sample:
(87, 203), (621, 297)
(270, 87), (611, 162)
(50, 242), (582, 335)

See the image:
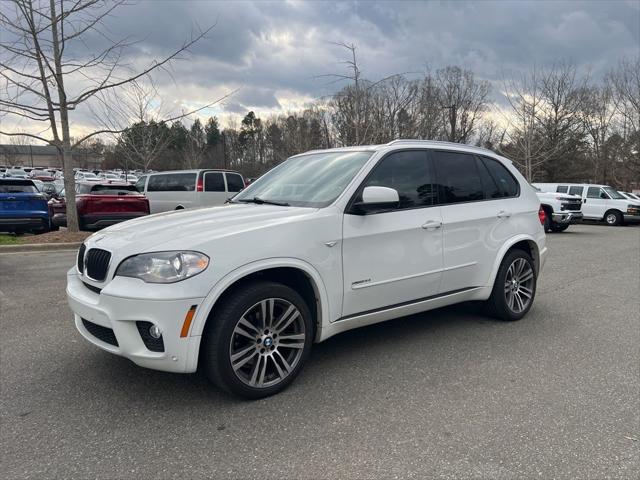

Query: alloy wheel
(503, 258), (534, 314)
(229, 298), (306, 388)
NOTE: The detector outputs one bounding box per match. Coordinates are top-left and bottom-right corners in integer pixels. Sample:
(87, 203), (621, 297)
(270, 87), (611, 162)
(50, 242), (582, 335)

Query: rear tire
(484, 248), (537, 321)
(604, 210), (622, 226)
(543, 209), (552, 233)
(202, 281), (313, 399)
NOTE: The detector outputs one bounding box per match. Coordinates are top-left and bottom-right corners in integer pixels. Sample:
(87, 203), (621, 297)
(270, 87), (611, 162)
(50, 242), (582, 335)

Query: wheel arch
(487, 235), (540, 289)
(603, 208), (623, 223)
(191, 258), (329, 342)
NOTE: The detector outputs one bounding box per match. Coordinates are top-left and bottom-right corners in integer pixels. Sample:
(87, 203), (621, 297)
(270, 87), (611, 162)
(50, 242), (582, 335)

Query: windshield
(603, 187), (625, 200)
(233, 151), (373, 208)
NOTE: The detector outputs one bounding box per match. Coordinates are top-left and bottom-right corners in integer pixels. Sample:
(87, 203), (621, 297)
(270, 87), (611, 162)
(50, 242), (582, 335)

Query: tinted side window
(481, 157), (519, 197)
(363, 150), (435, 209)
(433, 151), (483, 204)
(204, 172), (225, 192)
(134, 176), (146, 192)
(586, 187), (600, 198)
(475, 157), (501, 199)
(147, 173), (196, 192)
(569, 186), (584, 196)
(225, 173), (245, 192)
(556, 186), (568, 193)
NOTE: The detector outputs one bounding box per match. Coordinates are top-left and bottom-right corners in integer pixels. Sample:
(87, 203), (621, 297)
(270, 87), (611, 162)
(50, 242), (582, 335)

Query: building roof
(0, 144), (58, 155)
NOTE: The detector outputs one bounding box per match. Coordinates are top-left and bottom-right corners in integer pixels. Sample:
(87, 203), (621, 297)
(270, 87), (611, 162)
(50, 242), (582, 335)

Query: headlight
(115, 251), (209, 283)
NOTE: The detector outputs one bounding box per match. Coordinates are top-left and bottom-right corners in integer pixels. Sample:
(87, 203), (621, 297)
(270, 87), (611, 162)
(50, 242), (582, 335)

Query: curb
(0, 242), (82, 253)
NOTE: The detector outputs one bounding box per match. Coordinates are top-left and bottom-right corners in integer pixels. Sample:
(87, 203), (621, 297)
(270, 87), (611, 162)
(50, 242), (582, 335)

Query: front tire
(550, 224), (569, 232)
(604, 210), (622, 226)
(202, 281), (313, 399)
(484, 249), (537, 321)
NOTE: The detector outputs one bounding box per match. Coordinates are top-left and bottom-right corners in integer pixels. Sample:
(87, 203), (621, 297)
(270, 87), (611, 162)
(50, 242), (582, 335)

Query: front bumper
(0, 216), (48, 229)
(551, 211), (583, 225)
(623, 213), (640, 223)
(66, 269), (204, 373)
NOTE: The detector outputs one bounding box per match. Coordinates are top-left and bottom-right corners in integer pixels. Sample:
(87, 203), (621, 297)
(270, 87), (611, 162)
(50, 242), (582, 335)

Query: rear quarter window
(147, 173), (197, 192)
(225, 173), (245, 192)
(480, 157), (519, 197)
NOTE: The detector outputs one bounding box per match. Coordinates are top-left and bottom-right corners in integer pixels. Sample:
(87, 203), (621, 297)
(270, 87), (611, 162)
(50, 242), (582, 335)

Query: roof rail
(385, 139), (493, 153)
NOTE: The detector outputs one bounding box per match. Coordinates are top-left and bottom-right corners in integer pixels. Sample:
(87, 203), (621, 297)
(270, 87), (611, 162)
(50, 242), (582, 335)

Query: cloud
(1, 0), (638, 140)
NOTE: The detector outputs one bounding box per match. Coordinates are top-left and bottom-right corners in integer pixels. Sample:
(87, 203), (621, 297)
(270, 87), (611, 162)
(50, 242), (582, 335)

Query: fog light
(149, 324), (162, 339)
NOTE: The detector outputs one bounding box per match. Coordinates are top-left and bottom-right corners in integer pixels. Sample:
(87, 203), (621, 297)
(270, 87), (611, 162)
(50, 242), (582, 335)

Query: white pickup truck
(533, 187), (583, 232)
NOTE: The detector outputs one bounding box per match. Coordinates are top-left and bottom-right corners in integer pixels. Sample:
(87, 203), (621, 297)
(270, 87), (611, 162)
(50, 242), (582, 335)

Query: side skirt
(317, 286), (485, 342)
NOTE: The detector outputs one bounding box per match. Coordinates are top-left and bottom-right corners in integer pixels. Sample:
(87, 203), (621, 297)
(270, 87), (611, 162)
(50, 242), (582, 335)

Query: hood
(86, 203), (317, 253)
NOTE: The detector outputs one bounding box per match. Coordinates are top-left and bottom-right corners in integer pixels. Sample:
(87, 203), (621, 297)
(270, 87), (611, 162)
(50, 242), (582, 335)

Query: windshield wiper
(237, 196), (290, 207)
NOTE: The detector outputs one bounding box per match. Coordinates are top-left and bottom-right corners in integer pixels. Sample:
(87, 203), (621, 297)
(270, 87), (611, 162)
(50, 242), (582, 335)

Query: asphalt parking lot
(1, 223), (639, 479)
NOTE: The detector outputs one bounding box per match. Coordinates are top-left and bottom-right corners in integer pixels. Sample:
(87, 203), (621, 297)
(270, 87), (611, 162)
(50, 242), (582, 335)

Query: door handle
(421, 220), (442, 230)
(497, 210), (512, 218)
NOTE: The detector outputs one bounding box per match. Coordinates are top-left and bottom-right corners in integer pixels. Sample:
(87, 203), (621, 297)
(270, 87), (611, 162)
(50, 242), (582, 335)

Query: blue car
(0, 179), (51, 234)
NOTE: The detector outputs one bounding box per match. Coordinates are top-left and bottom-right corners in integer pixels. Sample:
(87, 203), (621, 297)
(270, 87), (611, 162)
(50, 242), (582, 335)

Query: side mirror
(352, 186), (399, 214)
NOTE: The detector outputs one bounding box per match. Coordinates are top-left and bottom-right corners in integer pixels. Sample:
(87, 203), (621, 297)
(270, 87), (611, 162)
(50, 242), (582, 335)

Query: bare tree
(610, 58), (640, 135)
(500, 66), (551, 181)
(99, 82), (174, 172)
(581, 82), (617, 183)
(436, 66), (490, 143)
(0, 0), (215, 231)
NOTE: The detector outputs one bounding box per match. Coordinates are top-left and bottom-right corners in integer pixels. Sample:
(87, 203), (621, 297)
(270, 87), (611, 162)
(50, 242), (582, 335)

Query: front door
(342, 150), (443, 318)
(583, 186), (608, 219)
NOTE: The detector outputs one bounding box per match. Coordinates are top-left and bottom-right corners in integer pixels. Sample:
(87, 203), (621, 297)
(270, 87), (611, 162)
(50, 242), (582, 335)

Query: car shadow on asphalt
(64, 302), (499, 406)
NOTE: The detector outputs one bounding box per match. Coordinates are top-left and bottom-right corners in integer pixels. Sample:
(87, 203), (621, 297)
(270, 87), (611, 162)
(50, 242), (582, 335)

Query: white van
(533, 183), (640, 226)
(135, 169), (246, 214)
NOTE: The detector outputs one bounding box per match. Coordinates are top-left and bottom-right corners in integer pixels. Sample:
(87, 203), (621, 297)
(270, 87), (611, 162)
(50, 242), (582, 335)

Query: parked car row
(533, 183), (640, 227)
(0, 168), (247, 234)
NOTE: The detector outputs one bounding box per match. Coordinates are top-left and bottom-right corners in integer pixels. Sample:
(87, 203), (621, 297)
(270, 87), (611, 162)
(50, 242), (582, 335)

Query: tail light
(538, 206), (546, 225)
(196, 177), (204, 192)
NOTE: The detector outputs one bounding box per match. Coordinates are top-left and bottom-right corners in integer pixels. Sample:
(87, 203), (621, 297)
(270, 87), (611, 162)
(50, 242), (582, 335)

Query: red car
(29, 169), (55, 182)
(50, 182), (150, 230)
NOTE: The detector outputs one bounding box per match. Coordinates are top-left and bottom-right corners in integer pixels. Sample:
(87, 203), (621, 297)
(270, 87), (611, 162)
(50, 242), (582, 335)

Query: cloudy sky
(2, 0), (639, 139)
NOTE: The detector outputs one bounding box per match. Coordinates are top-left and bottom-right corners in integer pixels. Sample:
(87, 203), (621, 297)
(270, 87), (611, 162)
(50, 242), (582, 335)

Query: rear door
(435, 151), (519, 292)
(200, 171), (227, 207)
(86, 185), (149, 215)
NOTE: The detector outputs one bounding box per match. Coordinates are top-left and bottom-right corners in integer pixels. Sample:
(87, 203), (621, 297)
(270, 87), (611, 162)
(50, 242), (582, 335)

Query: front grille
(136, 321), (165, 352)
(82, 319), (118, 347)
(561, 202), (582, 211)
(85, 248), (111, 281)
(77, 244), (86, 273)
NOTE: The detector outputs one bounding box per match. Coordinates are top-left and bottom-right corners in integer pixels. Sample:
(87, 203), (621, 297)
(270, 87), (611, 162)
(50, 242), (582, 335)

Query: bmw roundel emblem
(263, 337), (273, 347)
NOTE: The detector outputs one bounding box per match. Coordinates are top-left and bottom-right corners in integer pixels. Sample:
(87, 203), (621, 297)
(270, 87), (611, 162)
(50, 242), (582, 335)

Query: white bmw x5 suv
(67, 140), (547, 398)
